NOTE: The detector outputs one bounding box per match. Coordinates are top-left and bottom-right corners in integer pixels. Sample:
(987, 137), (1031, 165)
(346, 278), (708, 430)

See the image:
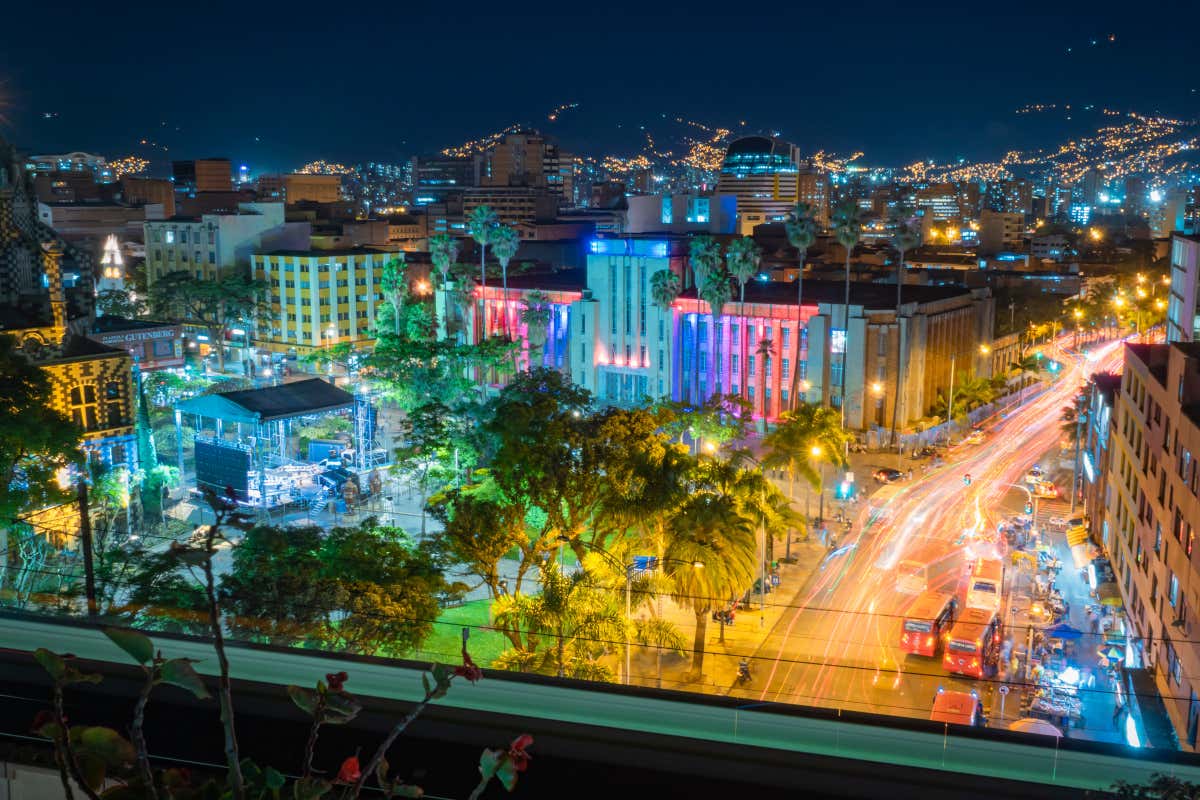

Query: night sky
(3, 0), (1197, 171)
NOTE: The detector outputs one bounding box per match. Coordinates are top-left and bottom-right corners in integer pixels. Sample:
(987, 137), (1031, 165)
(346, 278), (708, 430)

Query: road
(742, 337), (1126, 723)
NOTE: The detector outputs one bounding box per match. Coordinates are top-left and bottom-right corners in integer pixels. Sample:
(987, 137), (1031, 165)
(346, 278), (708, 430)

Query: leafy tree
(147, 269), (266, 372)
(519, 290), (553, 368)
(785, 203), (818, 408)
(649, 269), (682, 398)
(491, 566), (626, 681)
(0, 335), (81, 532)
(301, 341), (360, 377)
(1010, 354), (1044, 405)
(1111, 774), (1200, 799)
(888, 204), (921, 443)
(699, 267), (733, 396)
(665, 492), (757, 678)
(95, 289), (147, 319)
(688, 235), (723, 401)
(427, 480), (529, 601)
(380, 255), (409, 337)
(1061, 391), (1088, 450)
(394, 402), (461, 535)
(726, 236), (761, 322)
(831, 200), (865, 414)
(657, 393), (751, 454)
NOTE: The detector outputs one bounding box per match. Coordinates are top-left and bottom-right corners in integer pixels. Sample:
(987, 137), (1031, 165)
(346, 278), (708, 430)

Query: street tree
(428, 232), (461, 288)
(649, 269), (682, 398)
(467, 205), (500, 334)
(831, 200), (865, 412)
(726, 236), (761, 322)
(96, 289), (147, 319)
(148, 269), (266, 372)
(427, 479), (529, 602)
(785, 202), (818, 407)
(888, 204), (921, 445)
(490, 224), (521, 333)
(688, 236), (722, 400)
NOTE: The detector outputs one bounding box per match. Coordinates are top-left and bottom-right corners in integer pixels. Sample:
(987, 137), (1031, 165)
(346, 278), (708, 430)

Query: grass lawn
(405, 598), (508, 667)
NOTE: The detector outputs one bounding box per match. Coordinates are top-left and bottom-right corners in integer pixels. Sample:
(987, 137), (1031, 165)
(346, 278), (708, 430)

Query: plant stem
(54, 684), (101, 800)
(466, 771), (496, 800)
(352, 684), (442, 799)
(202, 520), (244, 800)
(132, 673), (159, 800)
(302, 697), (325, 780)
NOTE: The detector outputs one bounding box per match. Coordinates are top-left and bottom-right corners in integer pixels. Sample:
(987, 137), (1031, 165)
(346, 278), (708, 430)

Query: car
(964, 429), (986, 445)
(873, 468), (904, 484)
(1032, 480), (1058, 498)
(1024, 467), (1045, 485)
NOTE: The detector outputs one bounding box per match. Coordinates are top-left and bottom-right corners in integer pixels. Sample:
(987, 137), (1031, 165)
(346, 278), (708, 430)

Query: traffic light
(1047, 360), (1060, 373)
(963, 473), (972, 486)
(836, 481), (853, 500)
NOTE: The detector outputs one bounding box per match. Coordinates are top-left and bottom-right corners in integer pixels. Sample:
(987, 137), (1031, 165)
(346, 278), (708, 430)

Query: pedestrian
(1010, 653), (1020, 679)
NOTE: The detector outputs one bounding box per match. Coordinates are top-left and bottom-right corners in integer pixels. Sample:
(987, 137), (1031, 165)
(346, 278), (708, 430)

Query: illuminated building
(25, 152), (114, 183)
(1078, 167), (1106, 208)
(985, 179), (1034, 219)
(978, 210), (1024, 254)
(255, 173), (342, 204)
(625, 193), (737, 234)
(250, 248), (396, 356)
(482, 131), (575, 203)
(915, 183), (961, 222)
(143, 202), (307, 283)
(172, 158), (233, 195)
(88, 316), (184, 372)
(1099, 342), (1200, 749)
(463, 187), (559, 226)
(409, 155), (480, 205)
(121, 176), (175, 218)
(1167, 233), (1200, 342)
(1069, 202), (1093, 225)
(715, 137), (829, 234)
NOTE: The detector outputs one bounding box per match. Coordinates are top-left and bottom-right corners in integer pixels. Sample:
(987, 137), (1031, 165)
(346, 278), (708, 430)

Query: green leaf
(321, 692), (361, 725)
(77, 752), (107, 791)
(103, 627), (154, 665)
(292, 777), (332, 800)
(264, 766), (286, 792)
(287, 685), (319, 716)
(62, 666), (103, 685)
(478, 748), (502, 782)
(33, 648), (65, 680)
(496, 756), (519, 792)
(76, 726), (136, 767)
(159, 658), (211, 699)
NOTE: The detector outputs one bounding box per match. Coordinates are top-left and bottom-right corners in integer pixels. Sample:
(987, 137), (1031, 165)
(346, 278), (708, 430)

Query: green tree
(665, 492), (757, 678)
(519, 290), (553, 368)
(300, 341), (359, 377)
(490, 224), (521, 334)
(467, 205), (500, 335)
(785, 202), (818, 407)
(380, 255), (409, 337)
(429, 232), (461, 288)
(491, 566), (626, 681)
(394, 402), (460, 535)
(726, 236), (761, 321)
(762, 403), (851, 517)
(649, 269), (682, 399)
(831, 200), (865, 415)
(148, 269), (266, 372)
(427, 480), (529, 601)
(888, 204), (921, 444)
(0, 335), (81, 530)
(95, 289), (147, 319)
(688, 236), (722, 401)
(699, 266), (733, 396)
(1010, 354), (1044, 405)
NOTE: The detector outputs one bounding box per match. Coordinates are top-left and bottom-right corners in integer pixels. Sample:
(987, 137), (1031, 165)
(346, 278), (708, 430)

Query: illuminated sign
(588, 239), (669, 258)
(831, 329), (847, 354)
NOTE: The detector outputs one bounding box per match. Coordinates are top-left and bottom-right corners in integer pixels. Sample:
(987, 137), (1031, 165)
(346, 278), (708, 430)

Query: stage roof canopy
(175, 378), (355, 425)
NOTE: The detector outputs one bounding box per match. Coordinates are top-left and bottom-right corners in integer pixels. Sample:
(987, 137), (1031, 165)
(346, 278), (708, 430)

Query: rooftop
(680, 278), (976, 309)
(175, 378), (355, 424)
(258, 247), (399, 258)
(91, 315), (176, 333)
(478, 268), (586, 292)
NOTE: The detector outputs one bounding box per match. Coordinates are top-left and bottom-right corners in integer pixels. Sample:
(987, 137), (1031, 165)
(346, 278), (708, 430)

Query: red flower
(326, 671), (348, 691)
(30, 710), (56, 735)
(454, 646), (483, 683)
(507, 734), (533, 772)
(336, 756), (361, 784)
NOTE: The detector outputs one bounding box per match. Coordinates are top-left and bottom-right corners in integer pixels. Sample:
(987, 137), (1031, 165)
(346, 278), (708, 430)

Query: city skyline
(3, 0), (1199, 170)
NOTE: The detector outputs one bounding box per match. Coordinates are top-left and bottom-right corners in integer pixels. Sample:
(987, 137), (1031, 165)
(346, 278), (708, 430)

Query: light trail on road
(751, 337), (1127, 719)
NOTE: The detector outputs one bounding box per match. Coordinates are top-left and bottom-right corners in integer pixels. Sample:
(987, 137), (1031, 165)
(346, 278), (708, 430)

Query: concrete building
(88, 316), (184, 371)
(916, 183), (962, 222)
(625, 194), (737, 234)
(256, 173), (342, 204)
(121, 177), (175, 218)
(1101, 342), (1200, 749)
(143, 202), (307, 283)
(250, 248), (395, 356)
(1167, 233), (1200, 343)
(482, 131), (575, 203)
(410, 155), (480, 205)
(172, 159), (233, 194)
(463, 187), (559, 226)
(715, 137), (829, 234)
(25, 152), (113, 182)
(37, 201), (148, 242)
(979, 210), (1024, 254)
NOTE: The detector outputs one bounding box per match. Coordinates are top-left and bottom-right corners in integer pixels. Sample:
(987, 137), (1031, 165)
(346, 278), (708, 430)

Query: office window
(731, 326), (739, 346)
(687, 197), (710, 224)
(732, 354), (739, 374)
(1171, 573), (1180, 607)
(782, 327), (790, 348)
(782, 358), (790, 376)
(661, 196), (673, 225)
(748, 356), (755, 377)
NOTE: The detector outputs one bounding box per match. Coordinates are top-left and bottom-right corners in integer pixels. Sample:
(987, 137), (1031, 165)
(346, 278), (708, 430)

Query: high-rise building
(172, 158), (234, 195)
(1099, 342), (1200, 749)
(1167, 234), (1200, 343)
(410, 155), (480, 205)
(121, 176), (176, 218)
(916, 183), (962, 223)
(255, 174), (342, 204)
(985, 179), (1034, 219)
(482, 131), (575, 203)
(978, 210), (1024, 254)
(625, 194), (737, 234)
(715, 137), (828, 234)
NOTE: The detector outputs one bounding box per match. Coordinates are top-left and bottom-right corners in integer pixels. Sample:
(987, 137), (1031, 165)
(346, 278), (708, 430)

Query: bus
(965, 558), (1004, 613)
(900, 591), (957, 657)
(930, 689), (984, 726)
(942, 607), (1001, 679)
(894, 541), (965, 595)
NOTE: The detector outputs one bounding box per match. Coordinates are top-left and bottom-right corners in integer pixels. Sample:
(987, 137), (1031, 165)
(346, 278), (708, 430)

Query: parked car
(873, 468), (904, 484)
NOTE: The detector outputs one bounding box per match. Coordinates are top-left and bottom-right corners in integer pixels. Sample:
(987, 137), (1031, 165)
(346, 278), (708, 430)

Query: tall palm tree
(699, 269), (733, 397)
(466, 205), (499, 338)
(831, 200), (864, 425)
(784, 203), (818, 408)
(665, 492), (757, 679)
(689, 236), (722, 401)
(490, 224), (521, 334)
(429, 233), (461, 288)
(755, 336), (774, 421)
(887, 205), (921, 448)
(726, 236), (761, 320)
(650, 269), (682, 400)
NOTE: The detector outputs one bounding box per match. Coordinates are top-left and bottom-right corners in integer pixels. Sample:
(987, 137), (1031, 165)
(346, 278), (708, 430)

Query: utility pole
(945, 353), (957, 444)
(77, 479), (97, 617)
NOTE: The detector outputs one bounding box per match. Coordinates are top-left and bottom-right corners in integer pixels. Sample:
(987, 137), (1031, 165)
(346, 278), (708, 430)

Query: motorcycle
(736, 660), (752, 685)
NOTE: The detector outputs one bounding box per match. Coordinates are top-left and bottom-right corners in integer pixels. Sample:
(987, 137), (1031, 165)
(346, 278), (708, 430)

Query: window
(640, 345), (647, 366)
(69, 384), (98, 430)
(731, 326), (739, 346)
(661, 196), (673, 225)
(831, 329), (847, 354)
(782, 358), (790, 376)
(165, 230), (175, 244)
(658, 317), (663, 341)
(748, 356), (755, 377)
(687, 197), (710, 224)
(732, 354), (739, 374)
(1170, 573), (1180, 607)
(782, 327), (790, 348)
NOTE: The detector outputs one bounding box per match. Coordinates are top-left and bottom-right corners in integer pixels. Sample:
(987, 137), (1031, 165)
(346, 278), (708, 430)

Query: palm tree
(784, 203), (818, 408)
(755, 336), (774, 421)
(429, 233), (461, 288)
(466, 205), (499, 338)
(665, 492), (757, 679)
(689, 236), (722, 401)
(887, 205), (921, 447)
(726, 236), (761, 320)
(650, 269), (682, 400)
(1010, 354), (1043, 407)
(699, 269), (733, 397)
(490, 224), (521, 334)
(831, 200), (864, 423)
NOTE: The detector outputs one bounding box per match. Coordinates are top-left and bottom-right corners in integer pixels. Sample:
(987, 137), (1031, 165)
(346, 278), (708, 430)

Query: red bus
(942, 607), (1001, 679)
(900, 591), (957, 657)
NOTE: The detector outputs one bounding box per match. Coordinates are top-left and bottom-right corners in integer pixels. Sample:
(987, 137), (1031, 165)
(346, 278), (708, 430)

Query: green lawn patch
(405, 598), (508, 666)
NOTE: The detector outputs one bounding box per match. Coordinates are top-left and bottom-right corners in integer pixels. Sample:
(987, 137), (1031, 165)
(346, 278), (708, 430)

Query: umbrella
(1099, 645), (1123, 660)
(1008, 717), (1063, 738)
(1044, 622), (1084, 640)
